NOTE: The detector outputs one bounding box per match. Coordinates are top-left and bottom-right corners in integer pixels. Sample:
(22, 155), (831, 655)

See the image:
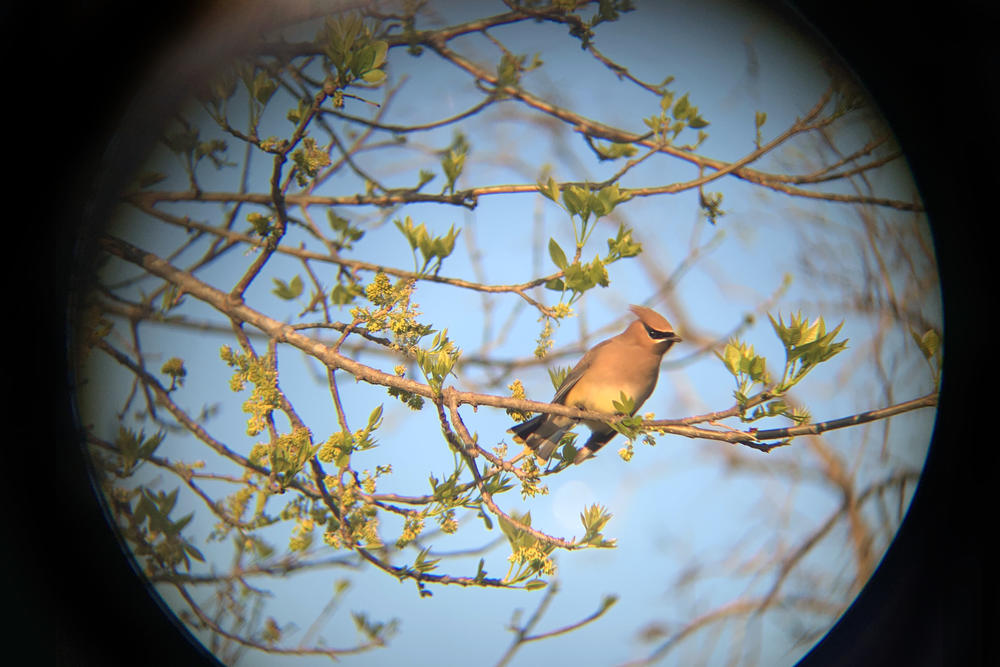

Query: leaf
(562, 185), (589, 221)
(722, 343), (740, 374)
(586, 256), (609, 287)
(672, 93), (690, 119)
(170, 512), (194, 535)
(548, 366), (570, 390)
(538, 176), (561, 202)
(611, 391), (635, 415)
(367, 404), (384, 429)
(370, 40), (388, 69)
(607, 224), (642, 260)
(272, 275), (304, 300)
(362, 69), (386, 85)
(548, 238), (569, 269)
(593, 183), (629, 217)
(497, 510), (532, 548)
(562, 262), (591, 293)
(394, 216), (419, 250)
(252, 71), (277, 105)
(911, 328), (941, 360)
(182, 541), (205, 562)
(351, 44), (376, 76)
(592, 140), (638, 160)
(413, 546), (440, 573)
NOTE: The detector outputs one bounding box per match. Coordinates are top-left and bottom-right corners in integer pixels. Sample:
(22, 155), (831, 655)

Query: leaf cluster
(769, 312), (848, 393)
(911, 327), (942, 387)
(643, 89), (709, 148)
(267, 427), (318, 485)
(321, 13), (389, 89)
(291, 136), (332, 186)
(220, 346), (280, 437)
(718, 312), (848, 424)
(561, 0), (637, 48)
(353, 272), (432, 352)
(498, 510), (556, 587)
(539, 180), (637, 304)
(319, 405), (385, 468)
(162, 122), (232, 186)
(579, 504), (616, 548)
(114, 426), (165, 476)
(495, 51), (543, 91)
(416, 329), (462, 392)
(394, 216), (460, 276)
(131, 487), (206, 572)
(547, 181), (631, 229)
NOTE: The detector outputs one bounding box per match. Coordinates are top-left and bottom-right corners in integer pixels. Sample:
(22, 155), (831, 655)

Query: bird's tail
(508, 414), (570, 461)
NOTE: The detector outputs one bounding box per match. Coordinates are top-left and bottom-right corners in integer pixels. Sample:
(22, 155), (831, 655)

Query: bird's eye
(644, 325), (673, 339)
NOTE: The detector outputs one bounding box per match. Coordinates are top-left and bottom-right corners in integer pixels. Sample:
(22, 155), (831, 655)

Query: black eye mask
(643, 324), (676, 340)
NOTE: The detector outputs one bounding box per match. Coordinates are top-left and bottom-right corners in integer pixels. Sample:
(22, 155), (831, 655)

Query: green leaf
(327, 210), (364, 249)
(272, 275), (304, 300)
(548, 238), (569, 269)
(170, 512), (194, 535)
(592, 140), (638, 160)
(606, 224), (642, 260)
(331, 282), (363, 305)
(362, 69), (386, 85)
(441, 148), (467, 193)
(394, 216), (420, 251)
(593, 183), (629, 217)
(367, 404), (384, 430)
(252, 71), (277, 105)
(351, 44), (376, 77)
(417, 169), (435, 189)
(586, 256), (609, 288)
(524, 579), (548, 590)
(182, 541), (205, 562)
(161, 488), (179, 515)
(672, 93), (690, 119)
(611, 391), (635, 415)
(413, 546), (441, 573)
(538, 176), (561, 202)
(911, 328), (941, 360)
(722, 343), (741, 374)
(562, 185), (590, 222)
(370, 40), (388, 69)
(562, 262), (591, 293)
(497, 510), (532, 547)
(547, 366), (570, 391)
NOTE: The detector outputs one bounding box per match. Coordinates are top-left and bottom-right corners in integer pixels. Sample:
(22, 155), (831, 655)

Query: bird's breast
(563, 368), (656, 414)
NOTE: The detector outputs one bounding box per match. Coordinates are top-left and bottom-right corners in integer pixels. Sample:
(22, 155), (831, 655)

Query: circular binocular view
(70, 1), (942, 664)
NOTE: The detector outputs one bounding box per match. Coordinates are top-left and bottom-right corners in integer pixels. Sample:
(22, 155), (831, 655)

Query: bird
(509, 305), (681, 464)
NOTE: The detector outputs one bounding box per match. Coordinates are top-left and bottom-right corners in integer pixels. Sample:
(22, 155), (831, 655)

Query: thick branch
(99, 235), (937, 453)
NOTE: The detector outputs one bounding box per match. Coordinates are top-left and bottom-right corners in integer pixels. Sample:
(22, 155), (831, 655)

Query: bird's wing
(550, 339), (609, 405)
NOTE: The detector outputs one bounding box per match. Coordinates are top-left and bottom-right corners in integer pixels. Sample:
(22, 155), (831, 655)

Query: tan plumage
(509, 305), (681, 464)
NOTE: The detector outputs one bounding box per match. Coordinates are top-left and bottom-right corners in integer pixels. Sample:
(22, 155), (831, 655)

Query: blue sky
(81, 1), (941, 665)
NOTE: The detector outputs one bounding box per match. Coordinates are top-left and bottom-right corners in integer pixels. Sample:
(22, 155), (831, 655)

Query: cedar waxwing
(509, 305), (681, 464)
